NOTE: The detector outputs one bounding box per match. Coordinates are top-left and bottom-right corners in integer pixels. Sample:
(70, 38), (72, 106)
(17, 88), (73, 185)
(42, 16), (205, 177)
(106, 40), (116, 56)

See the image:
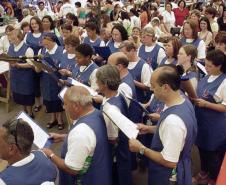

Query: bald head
(64, 86), (93, 107)
(108, 52), (129, 68)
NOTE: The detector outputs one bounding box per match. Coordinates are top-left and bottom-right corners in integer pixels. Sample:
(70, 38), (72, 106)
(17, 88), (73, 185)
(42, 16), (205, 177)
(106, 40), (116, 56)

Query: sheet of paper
(16, 112), (51, 149)
(67, 77), (98, 96)
(58, 86), (68, 101)
(104, 104), (139, 139)
(0, 61), (9, 74)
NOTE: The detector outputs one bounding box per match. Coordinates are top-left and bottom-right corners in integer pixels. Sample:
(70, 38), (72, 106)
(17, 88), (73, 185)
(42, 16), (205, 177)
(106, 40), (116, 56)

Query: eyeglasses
(8, 119), (20, 150)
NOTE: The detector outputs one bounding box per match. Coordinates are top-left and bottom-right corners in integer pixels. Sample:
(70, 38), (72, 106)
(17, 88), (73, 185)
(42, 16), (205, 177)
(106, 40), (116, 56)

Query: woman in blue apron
(180, 20), (206, 62)
(39, 32), (65, 130)
(58, 24), (73, 46)
(138, 27), (166, 70)
(8, 29), (35, 117)
(159, 37), (180, 66)
(25, 16), (44, 112)
(194, 49), (226, 185)
(107, 24), (128, 54)
(177, 44), (199, 99)
(58, 34), (80, 80)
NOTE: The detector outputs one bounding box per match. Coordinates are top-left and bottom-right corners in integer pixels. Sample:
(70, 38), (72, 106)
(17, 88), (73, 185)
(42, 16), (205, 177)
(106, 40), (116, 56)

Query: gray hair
(65, 86), (93, 107)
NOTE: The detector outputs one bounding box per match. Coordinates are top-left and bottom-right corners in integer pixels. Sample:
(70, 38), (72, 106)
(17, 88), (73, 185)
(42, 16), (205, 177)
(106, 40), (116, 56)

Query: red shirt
(173, 8), (189, 27)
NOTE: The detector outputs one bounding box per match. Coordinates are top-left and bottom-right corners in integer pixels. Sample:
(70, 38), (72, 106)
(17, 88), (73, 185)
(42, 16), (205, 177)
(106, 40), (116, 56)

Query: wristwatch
(139, 145), (146, 155)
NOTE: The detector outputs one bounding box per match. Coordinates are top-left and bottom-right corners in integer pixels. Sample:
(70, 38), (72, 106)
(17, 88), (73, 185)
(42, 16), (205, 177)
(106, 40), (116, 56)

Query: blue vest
(196, 74), (226, 151)
(72, 62), (98, 86)
(159, 57), (177, 66)
(128, 59), (152, 103)
(8, 43), (35, 95)
(59, 52), (76, 80)
(138, 44), (161, 70)
(83, 36), (101, 48)
(0, 151), (57, 185)
(40, 46), (64, 101)
(105, 94), (132, 185)
(26, 32), (43, 55)
(107, 40), (119, 53)
(180, 38), (201, 48)
(60, 109), (111, 185)
(149, 99), (197, 185)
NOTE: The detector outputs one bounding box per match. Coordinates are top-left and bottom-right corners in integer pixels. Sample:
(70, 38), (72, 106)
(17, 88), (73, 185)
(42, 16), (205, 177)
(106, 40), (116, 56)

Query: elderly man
(43, 86), (111, 185)
(0, 119), (57, 185)
(129, 65), (197, 185)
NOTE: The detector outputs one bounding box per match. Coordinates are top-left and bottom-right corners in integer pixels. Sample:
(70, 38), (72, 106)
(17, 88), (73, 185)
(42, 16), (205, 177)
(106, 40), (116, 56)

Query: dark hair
(3, 119), (34, 155)
(168, 37), (181, 59)
(157, 64), (184, 91)
(215, 31), (226, 44)
(75, 2), (81, 7)
(206, 49), (226, 73)
(116, 56), (129, 68)
(111, 24), (128, 41)
(30, 16), (43, 33)
(38, 1), (44, 6)
(205, 7), (217, 18)
(66, 12), (79, 26)
(120, 11), (130, 21)
(42, 15), (55, 30)
(75, 43), (93, 58)
(178, 0), (186, 8)
(85, 21), (99, 33)
(199, 16), (212, 32)
(165, 2), (172, 9)
(61, 24), (72, 32)
(96, 65), (121, 90)
(130, 8), (139, 17)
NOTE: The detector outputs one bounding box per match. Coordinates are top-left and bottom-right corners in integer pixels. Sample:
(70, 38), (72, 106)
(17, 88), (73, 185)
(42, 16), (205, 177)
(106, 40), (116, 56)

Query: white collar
(14, 41), (25, 52)
(47, 44), (58, 54)
(12, 153), (34, 167)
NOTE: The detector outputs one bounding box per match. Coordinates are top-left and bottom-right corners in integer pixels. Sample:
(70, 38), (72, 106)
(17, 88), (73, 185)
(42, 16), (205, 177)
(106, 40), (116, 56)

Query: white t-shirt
(65, 121), (96, 171)
(208, 75), (226, 105)
(0, 153), (55, 185)
(0, 35), (10, 54)
(159, 104), (187, 163)
(128, 60), (152, 86)
(37, 9), (48, 20)
(130, 15), (141, 29)
(161, 10), (175, 32)
(59, 3), (76, 18)
(185, 39), (206, 59)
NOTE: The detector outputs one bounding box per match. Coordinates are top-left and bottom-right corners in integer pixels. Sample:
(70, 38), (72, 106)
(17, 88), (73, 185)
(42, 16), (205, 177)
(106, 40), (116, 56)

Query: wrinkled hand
(129, 138), (143, 153)
(49, 132), (65, 143)
(193, 98), (209, 108)
(137, 123), (151, 134)
(148, 113), (160, 122)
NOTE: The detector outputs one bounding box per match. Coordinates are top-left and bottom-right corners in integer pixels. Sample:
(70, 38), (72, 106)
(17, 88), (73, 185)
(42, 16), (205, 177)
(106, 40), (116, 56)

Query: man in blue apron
(129, 64), (197, 185)
(42, 86), (112, 185)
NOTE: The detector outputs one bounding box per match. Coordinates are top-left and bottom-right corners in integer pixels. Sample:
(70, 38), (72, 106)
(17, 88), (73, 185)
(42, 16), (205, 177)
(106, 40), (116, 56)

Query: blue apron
(107, 40), (119, 53)
(138, 44), (162, 70)
(196, 74), (226, 151)
(159, 57), (177, 66)
(40, 46), (64, 101)
(83, 36), (101, 49)
(8, 43), (35, 95)
(0, 151), (57, 185)
(60, 109), (111, 185)
(128, 59), (152, 103)
(149, 99), (197, 185)
(26, 32), (43, 55)
(180, 38), (201, 47)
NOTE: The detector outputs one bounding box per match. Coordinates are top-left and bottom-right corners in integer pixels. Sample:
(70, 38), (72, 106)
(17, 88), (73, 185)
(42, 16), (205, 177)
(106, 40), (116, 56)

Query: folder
(16, 111), (53, 148)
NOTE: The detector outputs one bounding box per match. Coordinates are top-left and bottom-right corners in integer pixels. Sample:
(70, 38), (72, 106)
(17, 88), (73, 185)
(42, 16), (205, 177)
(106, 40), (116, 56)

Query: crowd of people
(0, 0), (226, 185)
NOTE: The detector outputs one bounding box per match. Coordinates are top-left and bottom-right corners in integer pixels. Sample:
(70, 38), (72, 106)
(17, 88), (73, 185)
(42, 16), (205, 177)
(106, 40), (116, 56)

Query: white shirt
(37, 8), (48, 20)
(138, 44), (166, 66)
(59, 3), (76, 18)
(77, 62), (98, 91)
(128, 60), (152, 86)
(130, 15), (141, 29)
(16, 15), (33, 29)
(65, 120), (96, 171)
(159, 104), (187, 163)
(161, 10), (175, 32)
(0, 35), (10, 54)
(185, 39), (206, 59)
(208, 75), (226, 105)
(102, 100), (120, 139)
(0, 153), (55, 185)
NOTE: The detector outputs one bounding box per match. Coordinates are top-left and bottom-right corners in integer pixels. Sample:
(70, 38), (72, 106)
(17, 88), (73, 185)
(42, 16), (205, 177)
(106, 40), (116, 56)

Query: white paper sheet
(104, 104), (139, 139)
(67, 77), (98, 96)
(0, 61), (9, 74)
(16, 112), (50, 149)
(58, 86), (68, 101)
(197, 62), (207, 75)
